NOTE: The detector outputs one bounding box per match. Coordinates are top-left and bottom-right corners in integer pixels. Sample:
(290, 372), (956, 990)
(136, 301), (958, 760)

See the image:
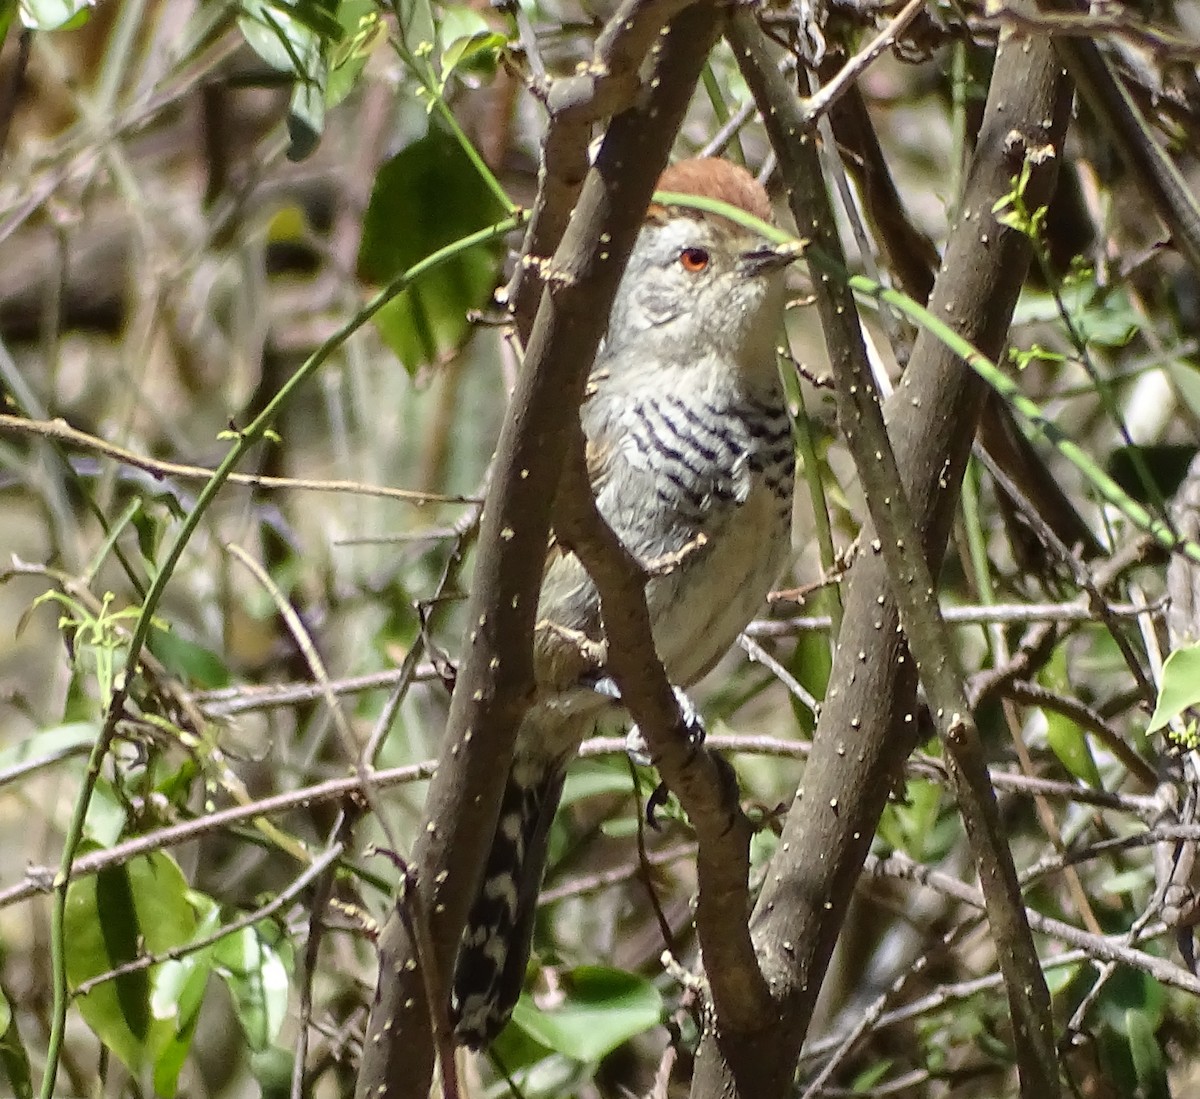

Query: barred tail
(451, 759), (566, 1048)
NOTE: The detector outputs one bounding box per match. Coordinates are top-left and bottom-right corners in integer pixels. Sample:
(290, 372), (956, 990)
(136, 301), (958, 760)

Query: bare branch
(0, 413), (475, 504)
(355, 5), (725, 1096)
(686, 7), (1075, 1096)
(554, 431), (773, 1029)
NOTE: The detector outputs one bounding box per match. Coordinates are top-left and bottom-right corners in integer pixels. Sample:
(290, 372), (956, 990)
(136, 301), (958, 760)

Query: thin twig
(738, 634), (821, 718)
(71, 843), (344, 998)
(0, 414), (477, 504)
(800, 0), (926, 125)
(872, 851), (1200, 995)
(3, 735), (1170, 913)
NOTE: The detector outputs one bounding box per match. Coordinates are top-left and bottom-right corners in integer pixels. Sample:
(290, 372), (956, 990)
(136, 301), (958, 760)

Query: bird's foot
(624, 686), (706, 764)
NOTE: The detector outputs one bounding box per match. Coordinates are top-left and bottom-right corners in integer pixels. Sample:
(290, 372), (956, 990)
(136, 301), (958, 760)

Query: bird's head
(605, 157), (796, 372)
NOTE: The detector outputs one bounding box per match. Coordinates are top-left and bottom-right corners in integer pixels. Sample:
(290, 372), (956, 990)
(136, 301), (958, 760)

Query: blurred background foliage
(2, 0), (1200, 1096)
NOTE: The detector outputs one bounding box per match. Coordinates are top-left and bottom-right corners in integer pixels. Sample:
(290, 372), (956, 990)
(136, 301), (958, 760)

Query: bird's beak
(739, 241), (803, 276)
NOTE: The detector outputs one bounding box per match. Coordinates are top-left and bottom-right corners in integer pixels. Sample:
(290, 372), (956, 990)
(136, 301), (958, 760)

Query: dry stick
(974, 6), (1200, 61)
(225, 543), (393, 848)
(503, 0), (703, 341)
(627, 759), (681, 959)
(799, 917), (985, 1097)
(739, 633), (821, 718)
(0, 200), (513, 935)
(195, 666), (442, 718)
(748, 599), (1154, 635)
(966, 536), (1159, 712)
(70, 842), (345, 999)
(975, 444), (1156, 700)
(994, 690), (1106, 939)
(0, 761), (430, 913)
(799, 944), (1136, 1067)
(173, 590), (1158, 718)
(293, 814), (358, 1099)
(540, 841), (698, 905)
(1, 561), (312, 868)
(1004, 679), (1159, 789)
(870, 852), (1200, 996)
(797, 0), (926, 123)
(360, 497), (483, 769)
(0, 414), (474, 504)
(705, 10), (1072, 1099)
(354, 5), (721, 1097)
(1, 733), (1163, 915)
(1025, 823), (1200, 889)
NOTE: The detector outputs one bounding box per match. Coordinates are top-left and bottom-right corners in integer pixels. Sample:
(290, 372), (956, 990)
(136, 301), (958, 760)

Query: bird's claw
(625, 686), (706, 765)
(646, 780), (671, 830)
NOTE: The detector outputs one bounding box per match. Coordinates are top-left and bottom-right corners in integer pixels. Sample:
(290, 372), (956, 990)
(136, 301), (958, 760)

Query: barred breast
(593, 378), (794, 686)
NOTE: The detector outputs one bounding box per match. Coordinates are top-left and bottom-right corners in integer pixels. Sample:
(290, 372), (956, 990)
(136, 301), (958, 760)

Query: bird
(450, 156), (796, 1048)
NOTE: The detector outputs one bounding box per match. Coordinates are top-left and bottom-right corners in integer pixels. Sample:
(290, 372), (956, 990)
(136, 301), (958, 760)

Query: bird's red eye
(679, 247), (710, 272)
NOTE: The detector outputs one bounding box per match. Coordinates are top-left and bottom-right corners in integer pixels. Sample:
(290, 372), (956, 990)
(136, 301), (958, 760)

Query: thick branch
(555, 429), (772, 1029)
(687, 11), (1072, 1099)
(355, 6), (722, 1097)
(756, 45), (1062, 1099)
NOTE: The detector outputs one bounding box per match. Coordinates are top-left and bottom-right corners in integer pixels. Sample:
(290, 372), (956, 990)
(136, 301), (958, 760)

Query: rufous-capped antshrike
(450, 157), (796, 1048)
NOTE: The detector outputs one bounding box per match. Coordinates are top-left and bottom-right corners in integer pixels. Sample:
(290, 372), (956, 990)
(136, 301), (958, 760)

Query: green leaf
(65, 851), (199, 1092)
(239, 0), (308, 70)
(1126, 1009), (1171, 1099)
(441, 30), (504, 79)
(851, 1059), (894, 1091)
(0, 722), (96, 772)
(1168, 358), (1200, 423)
(509, 966), (663, 1061)
(1096, 965), (1165, 1036)
(285, 49), (327, 161)
(1043, 711), (1102, 787)
(1009, 343), (1066, 372)
(1044, 961), (1083, 996)
(154, 896), (219, 1041)
(150, 918), (215, 1099)
(439, 9), (504, 81)
(1012, 285), (1140, 348)
(18, 0), (90, 30)
(1148, 644), (1200, 732)
(1037, 646), (1099, 787)
(326, 0), (383, 107)
(1101, 866), (1155, 896)
(84, 777), (129, 848)
(0, 986), (32, 1099)
(237, 0), (338, 159)
(561, 760), (634, 806)
(785, 625), (831, 735)
(250, 1046), (294, 1099)
(358, 127), (504, 372)
(879, 779), (954, 861)
(437, 6), (490, 51)
(213, 925), (292, 1050)
(147, 625), (231, 689)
